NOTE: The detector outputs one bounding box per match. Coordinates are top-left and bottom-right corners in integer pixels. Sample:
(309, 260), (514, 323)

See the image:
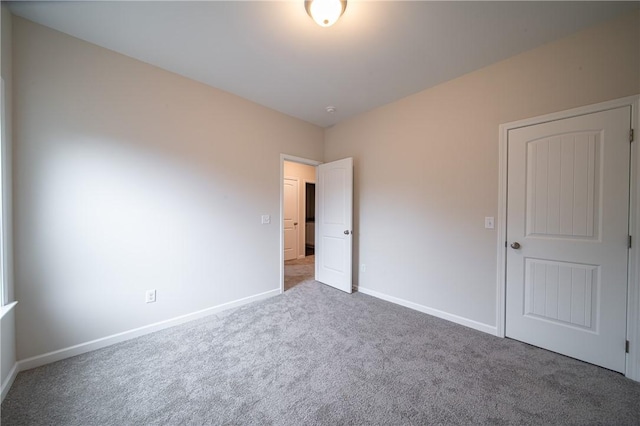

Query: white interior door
(317, 158), (353, 293)
(283, 177), (299, 261)
(506, 107), (631, 373)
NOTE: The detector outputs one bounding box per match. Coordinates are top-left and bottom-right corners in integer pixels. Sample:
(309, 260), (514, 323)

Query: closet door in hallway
(284, 177), (299, 261)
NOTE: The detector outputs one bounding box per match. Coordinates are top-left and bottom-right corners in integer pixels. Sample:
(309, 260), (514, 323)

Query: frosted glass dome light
(305, 0), (347, 27)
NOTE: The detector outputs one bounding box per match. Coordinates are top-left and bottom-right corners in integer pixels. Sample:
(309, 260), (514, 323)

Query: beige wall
(284, 161), (316, 258)
(7, 7), (640, 371)
(1, 4), (16, 394)
(12, 17), (324, 360)
(325, 11), (640, 328)
(1, 5), (13, 303)
(284, 161), (316, 185)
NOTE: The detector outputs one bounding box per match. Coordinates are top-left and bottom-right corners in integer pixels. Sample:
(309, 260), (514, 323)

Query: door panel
(283, 177), (299, 261)
(523, 259), (596, 329)
(317, 158), (353, 293)
(526, 132), (600, 238)
(506, 107), (630, 373)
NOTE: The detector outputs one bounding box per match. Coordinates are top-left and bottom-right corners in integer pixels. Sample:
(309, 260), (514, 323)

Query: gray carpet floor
(284, 255), (314, 291)
(2, 280), (640, 425)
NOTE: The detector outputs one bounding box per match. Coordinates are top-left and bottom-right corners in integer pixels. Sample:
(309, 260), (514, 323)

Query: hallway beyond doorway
(284, 255), (314, 291)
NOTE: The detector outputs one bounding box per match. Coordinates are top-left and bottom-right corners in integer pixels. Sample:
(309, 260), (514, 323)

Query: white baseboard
(17, 288), (280, 372)
(357, 286), (497, 336)
(1, 362), (18, 402)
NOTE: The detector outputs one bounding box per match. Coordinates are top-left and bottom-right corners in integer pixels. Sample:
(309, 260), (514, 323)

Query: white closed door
(506, 106), (631, 373)
(317, 158), (353, 293)
(283, 177), (299, 261)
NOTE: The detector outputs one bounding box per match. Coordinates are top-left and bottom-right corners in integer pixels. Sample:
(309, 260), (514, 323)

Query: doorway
(280, 154), (354, 295)
(283, 159), (317, 291)
(305, 182), (315, 256)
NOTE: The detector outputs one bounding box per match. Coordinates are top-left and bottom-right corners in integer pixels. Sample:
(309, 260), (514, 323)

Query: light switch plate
(485, 217), (495, 229)
(261, 215), (271, 224)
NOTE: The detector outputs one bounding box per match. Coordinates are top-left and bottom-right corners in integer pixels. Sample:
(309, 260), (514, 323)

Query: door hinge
(626, 340), (630, 353)
(629, 235), (632, 249)
(631, 129), (635, 143)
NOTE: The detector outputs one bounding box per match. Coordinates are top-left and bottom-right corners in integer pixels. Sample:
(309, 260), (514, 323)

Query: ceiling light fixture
(305, 0), (347, 27)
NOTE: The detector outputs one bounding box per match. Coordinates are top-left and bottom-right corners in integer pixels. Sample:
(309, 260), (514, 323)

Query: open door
(316, 158), (353, 293)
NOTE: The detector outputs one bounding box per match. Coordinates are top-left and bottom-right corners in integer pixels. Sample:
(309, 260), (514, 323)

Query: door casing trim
(496, 95), (640, 381)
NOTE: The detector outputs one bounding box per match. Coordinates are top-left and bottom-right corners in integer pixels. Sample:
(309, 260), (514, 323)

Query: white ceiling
(8, 1), (640, 127)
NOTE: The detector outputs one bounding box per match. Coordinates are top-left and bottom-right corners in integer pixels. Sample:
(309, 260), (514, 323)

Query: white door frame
(496, 95), (640, 381)
(280, 154), (322, 294)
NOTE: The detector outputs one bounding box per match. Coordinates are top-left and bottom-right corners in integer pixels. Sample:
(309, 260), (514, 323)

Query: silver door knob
(344, 230), (350, 235)
(510, 242), (521, 249)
